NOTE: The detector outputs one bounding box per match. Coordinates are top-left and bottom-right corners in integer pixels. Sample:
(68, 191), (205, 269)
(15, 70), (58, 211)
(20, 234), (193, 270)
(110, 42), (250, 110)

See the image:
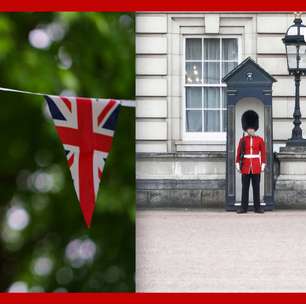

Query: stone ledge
(277, 146), (306, 160)
(137, 178), (225, 208)
(136, 151), (226, 160)
(137, 179), (225, 190)
(137, 178), (306, 209)
(276, 175), (306, 183)
(276, 152), (306, 160)
(137, 189), (225, 208)
(137, 150), (306, 160)
(275, 178), (306, 208)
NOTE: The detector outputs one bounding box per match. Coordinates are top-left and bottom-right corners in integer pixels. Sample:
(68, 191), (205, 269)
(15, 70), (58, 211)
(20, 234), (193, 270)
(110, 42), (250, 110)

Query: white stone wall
(136, 12), (306, 181)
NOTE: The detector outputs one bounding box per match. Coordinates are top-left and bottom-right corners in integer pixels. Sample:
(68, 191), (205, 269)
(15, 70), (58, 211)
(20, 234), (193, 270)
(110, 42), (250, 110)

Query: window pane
(222, 61), (238, 77)
(186, 62), (202, 84)
(204, 110), (220, 132)
(288, 55), (297, 69)
(287, 45), (297, 55)
(204, 88), (220, 108)
(287, 44), (297, 69)
(204, 38), (220, 60)
(204, 62), (220, 84)
(288, 26), (298, 35)
(186, 38), (202, 60)
(186, 110), (202, 132)
(222, 109), (227, 132)
(299, 45), (306, 69)
(186, 87), (202, 108)
(222, 39), (238, 60)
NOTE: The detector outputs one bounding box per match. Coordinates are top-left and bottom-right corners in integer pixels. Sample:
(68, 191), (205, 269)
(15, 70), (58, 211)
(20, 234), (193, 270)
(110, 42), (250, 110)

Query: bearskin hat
(241, 110), (259, 131)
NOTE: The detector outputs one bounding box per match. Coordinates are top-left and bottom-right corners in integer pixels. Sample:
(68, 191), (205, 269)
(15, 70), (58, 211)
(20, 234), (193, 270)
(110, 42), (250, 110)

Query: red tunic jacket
(236, 135), (266, 174)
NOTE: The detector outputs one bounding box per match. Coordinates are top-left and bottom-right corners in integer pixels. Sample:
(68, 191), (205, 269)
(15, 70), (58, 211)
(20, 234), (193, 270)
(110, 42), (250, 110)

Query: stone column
(275, 146), (306, 208)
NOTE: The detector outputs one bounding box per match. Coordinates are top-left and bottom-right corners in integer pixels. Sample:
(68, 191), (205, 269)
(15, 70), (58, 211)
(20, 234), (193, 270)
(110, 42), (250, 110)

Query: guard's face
(247, 128), (255, 136)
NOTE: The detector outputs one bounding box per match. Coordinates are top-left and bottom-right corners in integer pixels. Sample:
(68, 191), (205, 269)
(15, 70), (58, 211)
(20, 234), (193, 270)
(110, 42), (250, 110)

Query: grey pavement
(136, 209), (306, 291)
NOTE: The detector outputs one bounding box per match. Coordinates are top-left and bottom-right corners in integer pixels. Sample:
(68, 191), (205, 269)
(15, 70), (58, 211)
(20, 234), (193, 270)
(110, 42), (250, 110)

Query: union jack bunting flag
(45, 95), (121, 227)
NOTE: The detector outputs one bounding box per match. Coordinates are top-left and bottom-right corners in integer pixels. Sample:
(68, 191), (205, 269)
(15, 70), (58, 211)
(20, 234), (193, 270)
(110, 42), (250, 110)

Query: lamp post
(283, 12), (306, 146)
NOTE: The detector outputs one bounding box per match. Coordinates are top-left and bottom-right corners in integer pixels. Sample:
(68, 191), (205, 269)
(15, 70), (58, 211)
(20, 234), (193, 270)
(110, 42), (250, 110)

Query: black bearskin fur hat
(241, 110), (259, 131)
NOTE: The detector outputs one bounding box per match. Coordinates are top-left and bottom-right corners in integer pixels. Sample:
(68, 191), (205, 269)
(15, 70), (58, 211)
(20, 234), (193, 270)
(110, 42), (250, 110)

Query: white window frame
(182, 35), (242, 141)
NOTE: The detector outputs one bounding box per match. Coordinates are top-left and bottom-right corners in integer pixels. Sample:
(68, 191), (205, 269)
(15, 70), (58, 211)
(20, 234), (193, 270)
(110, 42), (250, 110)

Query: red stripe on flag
(60, 96), (72, 112)
(76, 98), (95, 228)
(98, 168), (103, 179)
(55, 126), (80, 147)
(55, 126), (112, 152)
(93, 133), (112, 152)
(67, 153), (74, 168)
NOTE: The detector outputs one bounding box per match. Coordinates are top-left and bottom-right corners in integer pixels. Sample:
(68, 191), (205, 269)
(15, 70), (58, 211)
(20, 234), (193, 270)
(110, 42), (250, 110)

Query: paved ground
(136, 209), (306, 292)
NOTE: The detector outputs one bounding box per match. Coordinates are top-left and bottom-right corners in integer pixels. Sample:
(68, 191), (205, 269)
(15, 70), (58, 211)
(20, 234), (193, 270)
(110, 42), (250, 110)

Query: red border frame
(0, 293), (306, 303)
(0, 0), (304, 11)
(1, 3), (306, 303)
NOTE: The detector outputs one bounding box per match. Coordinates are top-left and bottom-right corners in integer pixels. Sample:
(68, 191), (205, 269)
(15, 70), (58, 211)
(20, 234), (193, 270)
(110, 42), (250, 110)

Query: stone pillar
(275, 146), (306, 208)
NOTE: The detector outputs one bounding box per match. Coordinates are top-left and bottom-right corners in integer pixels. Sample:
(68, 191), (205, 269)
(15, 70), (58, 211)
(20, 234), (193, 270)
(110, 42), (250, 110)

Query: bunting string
(0, 86), (135, 108)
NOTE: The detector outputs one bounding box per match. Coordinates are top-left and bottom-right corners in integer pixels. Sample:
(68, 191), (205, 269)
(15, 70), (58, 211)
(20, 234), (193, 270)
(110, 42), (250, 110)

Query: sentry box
(222, 57), (277, 211)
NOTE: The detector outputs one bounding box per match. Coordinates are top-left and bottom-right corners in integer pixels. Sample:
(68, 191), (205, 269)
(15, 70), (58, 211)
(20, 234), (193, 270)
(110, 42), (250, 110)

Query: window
(184, 37), (239, 139)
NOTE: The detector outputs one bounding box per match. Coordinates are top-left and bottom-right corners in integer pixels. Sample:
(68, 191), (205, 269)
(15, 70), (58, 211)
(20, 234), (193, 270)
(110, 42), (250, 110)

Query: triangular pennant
(45, 95), (121, 227)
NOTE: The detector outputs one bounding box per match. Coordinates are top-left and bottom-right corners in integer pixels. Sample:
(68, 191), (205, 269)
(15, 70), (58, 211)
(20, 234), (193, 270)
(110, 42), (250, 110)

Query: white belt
(244, 154), (260, 159)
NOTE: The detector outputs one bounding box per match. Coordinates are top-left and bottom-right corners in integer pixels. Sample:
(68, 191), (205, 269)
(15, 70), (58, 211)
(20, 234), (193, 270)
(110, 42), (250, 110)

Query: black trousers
(241, 173), (261, 211)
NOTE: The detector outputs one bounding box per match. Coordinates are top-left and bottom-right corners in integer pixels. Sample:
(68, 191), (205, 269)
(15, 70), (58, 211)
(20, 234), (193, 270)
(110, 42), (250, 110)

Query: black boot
(237, 207), (247, 214)
(254, 207), (264, 214)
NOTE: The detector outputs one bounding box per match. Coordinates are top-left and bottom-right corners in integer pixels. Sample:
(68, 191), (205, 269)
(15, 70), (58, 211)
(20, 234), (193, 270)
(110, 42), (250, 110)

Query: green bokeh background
(0, 13), (135, 292)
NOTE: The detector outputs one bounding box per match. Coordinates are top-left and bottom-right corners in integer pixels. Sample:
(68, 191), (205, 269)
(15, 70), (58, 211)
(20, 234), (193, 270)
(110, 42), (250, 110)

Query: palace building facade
(136, 12), (306, 208)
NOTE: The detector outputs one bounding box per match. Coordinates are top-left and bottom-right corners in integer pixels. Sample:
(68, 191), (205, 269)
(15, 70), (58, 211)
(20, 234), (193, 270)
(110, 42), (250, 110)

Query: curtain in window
(204, 88), (219, 108)
(186, 110), (202, 132)
(204, 110), (220, 131)
(222, 39), (238, 77)
(204, 63), (220, 83)
(204, 39), (220, 84)
(204, 38), (220, 60)
(186, 39), (202, 84)
(186, 38), (202, 60)
(222, 39), (238, 60)
(186, 87), (202, 108)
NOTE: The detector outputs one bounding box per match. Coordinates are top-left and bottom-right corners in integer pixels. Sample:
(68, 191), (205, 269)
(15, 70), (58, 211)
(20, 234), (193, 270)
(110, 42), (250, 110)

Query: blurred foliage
(0, 13), (135, 292)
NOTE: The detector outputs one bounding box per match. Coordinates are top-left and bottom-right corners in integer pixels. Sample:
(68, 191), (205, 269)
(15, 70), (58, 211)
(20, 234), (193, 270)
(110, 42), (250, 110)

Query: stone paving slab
(136, 209), (306, 291)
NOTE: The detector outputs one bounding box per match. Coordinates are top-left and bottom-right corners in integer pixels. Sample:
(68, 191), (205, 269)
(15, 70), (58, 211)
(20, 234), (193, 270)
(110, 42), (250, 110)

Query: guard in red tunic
(236, 110), (266, 213)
